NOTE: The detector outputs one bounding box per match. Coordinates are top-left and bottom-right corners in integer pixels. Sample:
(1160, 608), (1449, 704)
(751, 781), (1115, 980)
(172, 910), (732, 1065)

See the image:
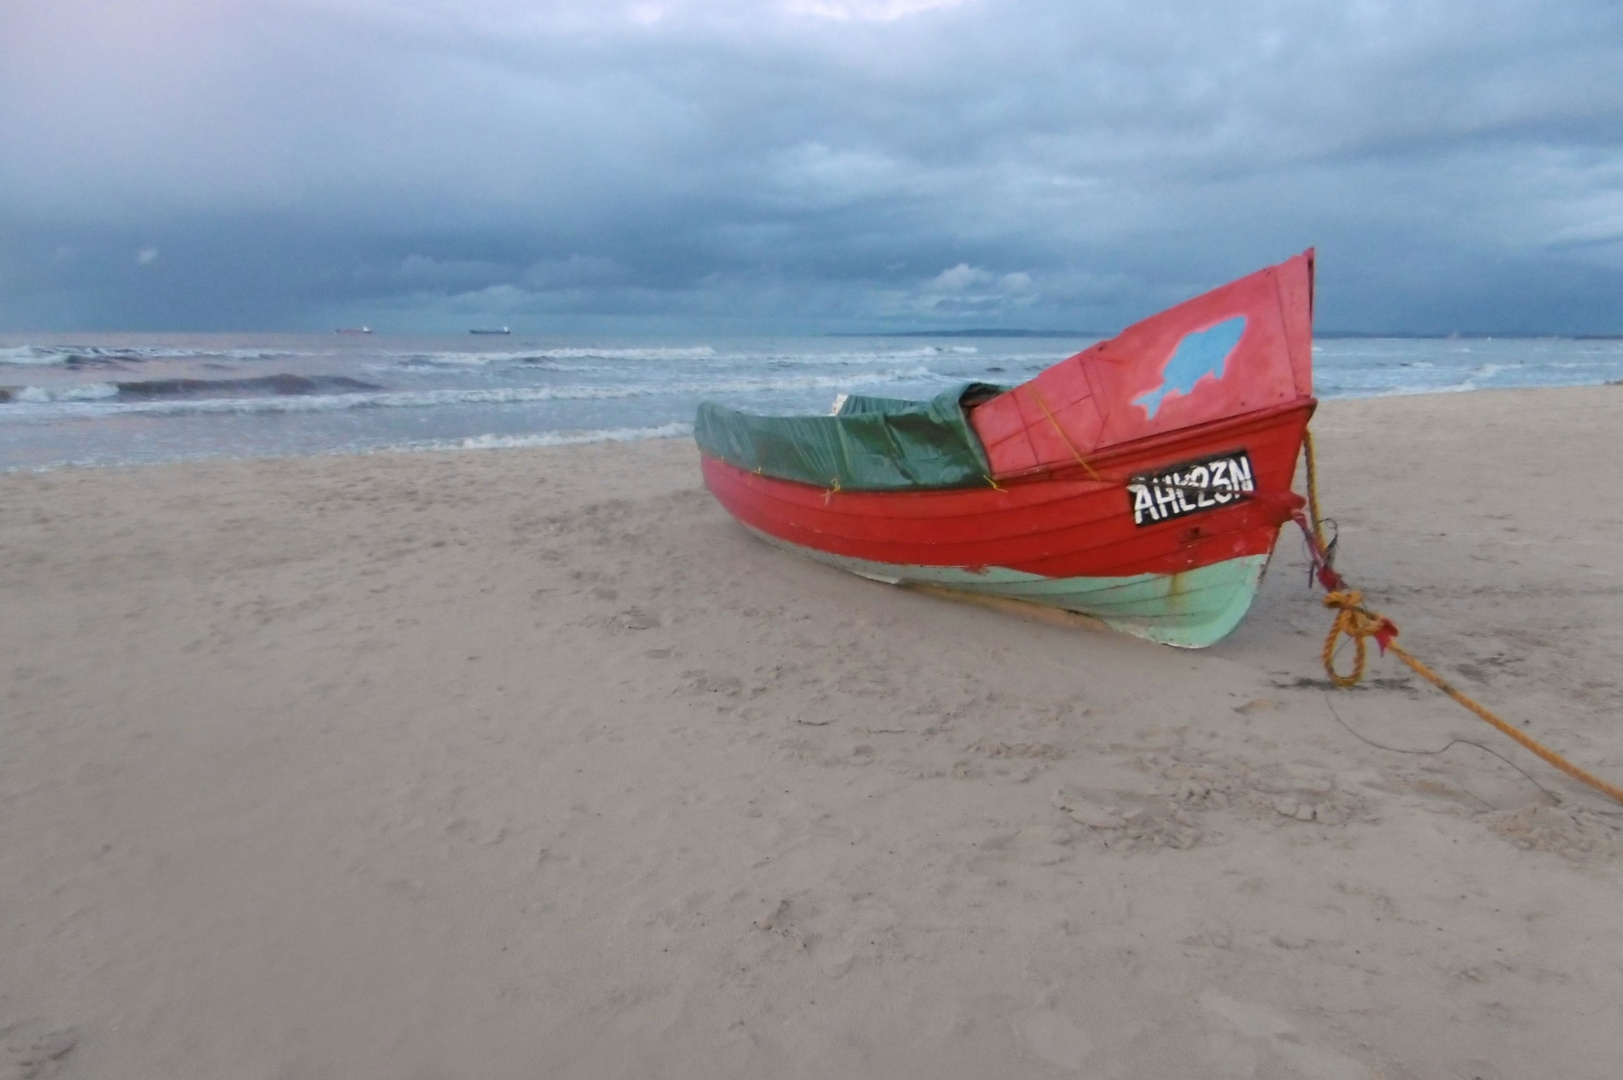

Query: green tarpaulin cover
(694, 382), (1005, 492)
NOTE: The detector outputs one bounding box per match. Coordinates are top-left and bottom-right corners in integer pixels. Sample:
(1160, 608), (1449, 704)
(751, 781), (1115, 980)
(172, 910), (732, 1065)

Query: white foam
(0, 347), (68, 366)
(390, 421), (694, 452)
(693, 367), (937, 396)
(14, 383), (119, 402)
(3, 384), (641, 419)
(764, 346), (982, 365)
(389, 344), (992, 372)
(0, 345), (312, 365)
(525, 346), (717, 361)
(394, 346), (718, 368)
(1, 367), (942, 421)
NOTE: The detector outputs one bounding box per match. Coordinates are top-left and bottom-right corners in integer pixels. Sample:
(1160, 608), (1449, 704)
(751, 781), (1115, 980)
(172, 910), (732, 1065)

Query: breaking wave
(10, 383), (120, 403)
(0, 367), (941, 419)
(0, 346), (73, 367)
(1, 374), (381, 404)
(0, 345), (308, 367)
(391, 346), (719, 368)
(387, 421), (694, 452)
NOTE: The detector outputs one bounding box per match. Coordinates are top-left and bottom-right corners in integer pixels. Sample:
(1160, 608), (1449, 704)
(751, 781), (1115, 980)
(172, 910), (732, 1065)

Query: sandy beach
(3, 385), (1620, 1078)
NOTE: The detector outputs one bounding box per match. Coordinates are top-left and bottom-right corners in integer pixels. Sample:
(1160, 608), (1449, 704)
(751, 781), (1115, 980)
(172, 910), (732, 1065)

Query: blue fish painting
(1131, 316), (1247, 418)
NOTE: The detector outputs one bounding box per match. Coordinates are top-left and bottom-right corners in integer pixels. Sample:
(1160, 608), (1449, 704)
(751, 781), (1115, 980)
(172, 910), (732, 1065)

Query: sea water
(2, 332), (1621, 470)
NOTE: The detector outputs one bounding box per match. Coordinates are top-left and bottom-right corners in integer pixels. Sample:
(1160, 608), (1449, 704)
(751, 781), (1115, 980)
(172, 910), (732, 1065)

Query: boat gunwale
(699, 397), (1314, 502)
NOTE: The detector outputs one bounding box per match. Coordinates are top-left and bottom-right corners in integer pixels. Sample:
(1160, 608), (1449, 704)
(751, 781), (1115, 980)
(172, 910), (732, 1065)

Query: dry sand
(3, 386), (1621, 1079)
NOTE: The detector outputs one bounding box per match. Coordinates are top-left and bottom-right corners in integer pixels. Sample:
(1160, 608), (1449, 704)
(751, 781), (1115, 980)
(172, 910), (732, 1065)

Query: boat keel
(744, 525), (1271, 649)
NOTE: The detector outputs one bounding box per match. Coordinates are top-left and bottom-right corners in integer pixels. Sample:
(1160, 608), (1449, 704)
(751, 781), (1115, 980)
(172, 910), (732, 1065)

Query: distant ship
(335, 326), (372, 334)
(469, 327), (511, 335)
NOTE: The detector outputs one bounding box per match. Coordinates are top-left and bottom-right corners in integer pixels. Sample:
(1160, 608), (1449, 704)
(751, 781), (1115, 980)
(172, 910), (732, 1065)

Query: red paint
(701, 251), (1317, 581)
(972, 250), (1314, 481)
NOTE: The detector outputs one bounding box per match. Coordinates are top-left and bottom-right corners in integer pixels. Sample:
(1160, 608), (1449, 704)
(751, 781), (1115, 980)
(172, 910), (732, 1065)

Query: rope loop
(1319, 589), (1398, 688)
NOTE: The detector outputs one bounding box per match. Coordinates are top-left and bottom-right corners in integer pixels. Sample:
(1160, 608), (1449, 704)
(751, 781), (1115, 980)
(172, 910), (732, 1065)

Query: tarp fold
(694, 383), (1003, 491)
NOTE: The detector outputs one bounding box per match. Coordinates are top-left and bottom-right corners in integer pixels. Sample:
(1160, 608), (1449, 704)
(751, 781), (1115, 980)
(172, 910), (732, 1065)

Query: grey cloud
(2, 0), (1621, 332)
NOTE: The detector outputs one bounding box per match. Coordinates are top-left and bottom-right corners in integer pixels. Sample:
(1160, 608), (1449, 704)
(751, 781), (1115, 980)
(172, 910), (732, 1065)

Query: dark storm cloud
(2, 0), (1621, 331)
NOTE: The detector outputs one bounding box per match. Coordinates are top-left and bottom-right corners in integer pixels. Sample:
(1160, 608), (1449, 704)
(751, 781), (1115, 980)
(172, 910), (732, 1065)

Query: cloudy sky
(2, 0), (1621, 333)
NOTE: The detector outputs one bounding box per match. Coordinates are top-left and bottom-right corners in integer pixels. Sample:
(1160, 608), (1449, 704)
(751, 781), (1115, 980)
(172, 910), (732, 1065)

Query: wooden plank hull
(696, 251), (1318, 647)
(741, 523), (1273, 648)
(700, 400), (1310, 647)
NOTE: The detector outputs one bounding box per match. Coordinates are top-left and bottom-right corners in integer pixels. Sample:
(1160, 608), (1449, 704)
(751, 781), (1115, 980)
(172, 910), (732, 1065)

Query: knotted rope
(1299, 430), (1623, 806)
(1319, 589), (1397, 689)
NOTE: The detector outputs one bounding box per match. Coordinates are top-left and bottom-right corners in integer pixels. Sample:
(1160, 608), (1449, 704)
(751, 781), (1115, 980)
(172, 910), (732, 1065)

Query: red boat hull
(697, 251), (1318, 645)
(701, 399), (1312, 581)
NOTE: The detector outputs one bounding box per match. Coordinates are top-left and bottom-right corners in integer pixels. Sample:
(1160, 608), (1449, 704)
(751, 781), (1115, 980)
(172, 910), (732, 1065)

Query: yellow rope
(1303, 428), (1327, 550)
(1391, 639), (1623, 805)
(1319, 589), (1393, 689)
(1303, 437), (1623, 807)
(1027, 386), (1102, 480)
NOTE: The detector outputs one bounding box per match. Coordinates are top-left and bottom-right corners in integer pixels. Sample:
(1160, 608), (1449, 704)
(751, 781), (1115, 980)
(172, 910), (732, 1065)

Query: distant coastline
(1317, 331), (1623, 341)
(832, 329), (1103, 339)
(839, 329), (1623, 341)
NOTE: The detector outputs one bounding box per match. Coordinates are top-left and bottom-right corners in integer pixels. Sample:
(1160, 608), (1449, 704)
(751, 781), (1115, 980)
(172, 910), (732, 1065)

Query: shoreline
(3, 385), (1620, 1077)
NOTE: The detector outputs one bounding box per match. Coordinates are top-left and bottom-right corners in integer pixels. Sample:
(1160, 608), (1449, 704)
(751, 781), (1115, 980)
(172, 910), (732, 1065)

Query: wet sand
(2, 386), (1620, 1078)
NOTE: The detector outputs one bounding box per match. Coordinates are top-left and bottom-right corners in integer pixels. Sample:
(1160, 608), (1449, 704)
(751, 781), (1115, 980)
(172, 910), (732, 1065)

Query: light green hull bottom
(745, 527), (1272, 648)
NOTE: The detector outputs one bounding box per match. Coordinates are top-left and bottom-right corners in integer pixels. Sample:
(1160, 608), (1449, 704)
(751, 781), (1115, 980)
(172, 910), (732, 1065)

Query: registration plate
(1127, 450), (1255, 526)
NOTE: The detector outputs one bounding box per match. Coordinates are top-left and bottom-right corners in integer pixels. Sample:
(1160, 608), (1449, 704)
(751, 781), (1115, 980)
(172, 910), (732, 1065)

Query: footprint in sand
(1013, 1010), (1093, 1072)
(1198, 990), (1379, 1079)
(2, 1024), (79, 1080)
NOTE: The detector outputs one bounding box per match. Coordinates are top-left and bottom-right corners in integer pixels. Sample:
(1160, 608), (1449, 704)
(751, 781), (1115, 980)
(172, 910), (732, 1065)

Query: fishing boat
(469, 327), (511, 335)
(694, 251), (1317, 648)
